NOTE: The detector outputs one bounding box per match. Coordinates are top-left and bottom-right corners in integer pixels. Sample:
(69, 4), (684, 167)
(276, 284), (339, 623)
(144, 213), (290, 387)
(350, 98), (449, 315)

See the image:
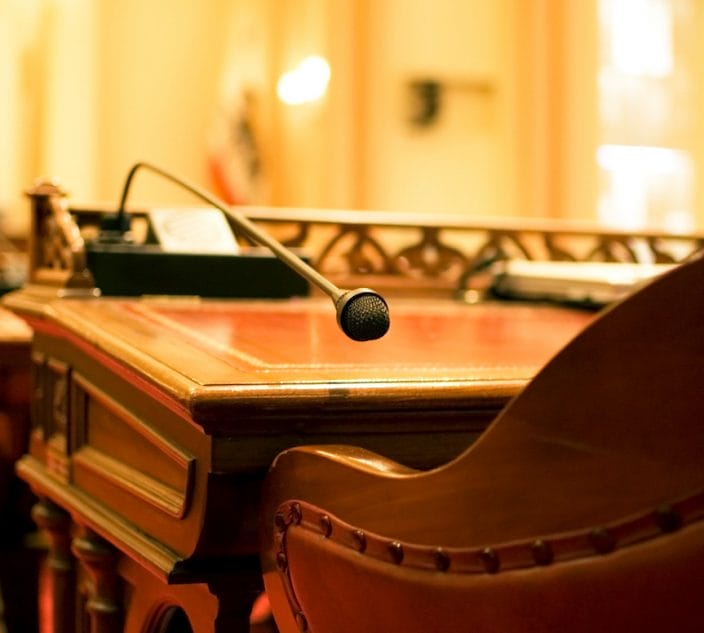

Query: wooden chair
(260, 253), (704, 633)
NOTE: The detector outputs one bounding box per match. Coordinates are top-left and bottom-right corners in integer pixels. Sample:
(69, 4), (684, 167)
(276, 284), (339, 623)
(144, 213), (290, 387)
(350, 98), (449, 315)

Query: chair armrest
(261, 444), (418, 548)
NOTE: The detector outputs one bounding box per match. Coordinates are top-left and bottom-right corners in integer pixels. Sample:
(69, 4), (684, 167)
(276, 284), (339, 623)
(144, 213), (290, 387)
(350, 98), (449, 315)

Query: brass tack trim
(274, 512), (287, 533)
(352, 529), (367, 553)
(388, 541), (404, 564)
(295, 611), (308, 632)
(274, 488), (704, 578)
(655, 505), (682, 533)
(433, 547), (451, 571)
(479, 547), (500, 573)
(530, 539), (553, 566)
(589, 527), (615, 554)
(319, 514), (333, 538)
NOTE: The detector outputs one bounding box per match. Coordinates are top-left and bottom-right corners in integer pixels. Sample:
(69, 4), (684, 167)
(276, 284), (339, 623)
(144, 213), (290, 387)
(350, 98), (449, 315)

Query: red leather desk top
(45, 298), (590, 376)
(32, 297), (593, 402)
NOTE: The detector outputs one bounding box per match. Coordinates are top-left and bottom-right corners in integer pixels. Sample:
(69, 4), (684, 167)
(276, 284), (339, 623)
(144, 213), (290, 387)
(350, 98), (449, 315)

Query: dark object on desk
(489, 259), (675, 308)
(260, 254), (704, 633)
(86, 242), (310, 299)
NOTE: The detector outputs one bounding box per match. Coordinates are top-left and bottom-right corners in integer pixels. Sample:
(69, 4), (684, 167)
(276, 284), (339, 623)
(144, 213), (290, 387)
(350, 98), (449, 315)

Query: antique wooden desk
(4, 289), (591, 633)
(6, 180), (700, 632)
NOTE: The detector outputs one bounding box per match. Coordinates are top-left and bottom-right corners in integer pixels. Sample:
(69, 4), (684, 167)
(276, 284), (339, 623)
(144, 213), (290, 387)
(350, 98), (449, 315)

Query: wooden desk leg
(32, 499), (76, 633)
(208, 573), (264, 633)
(0, 465), (39, 633)
(72, 529), (122, 633)
(120, 558), (267, 633)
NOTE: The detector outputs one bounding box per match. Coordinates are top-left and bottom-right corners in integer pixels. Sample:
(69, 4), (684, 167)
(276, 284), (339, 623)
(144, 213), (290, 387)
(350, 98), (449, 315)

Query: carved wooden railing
(241, 208), (704, 297)
(24, 182), (704, 299)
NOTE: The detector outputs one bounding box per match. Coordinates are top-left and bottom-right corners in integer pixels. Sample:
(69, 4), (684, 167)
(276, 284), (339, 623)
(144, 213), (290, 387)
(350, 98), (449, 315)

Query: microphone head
(336, 289), (390, 341)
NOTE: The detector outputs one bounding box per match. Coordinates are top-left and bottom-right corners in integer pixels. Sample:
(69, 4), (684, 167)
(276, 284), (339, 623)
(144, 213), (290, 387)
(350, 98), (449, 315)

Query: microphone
(114, 161), (390, 341)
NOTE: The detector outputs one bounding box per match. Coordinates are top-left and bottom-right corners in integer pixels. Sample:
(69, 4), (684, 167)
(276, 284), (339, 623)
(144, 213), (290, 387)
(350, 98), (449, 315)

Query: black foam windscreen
(337, 290), (390, 341)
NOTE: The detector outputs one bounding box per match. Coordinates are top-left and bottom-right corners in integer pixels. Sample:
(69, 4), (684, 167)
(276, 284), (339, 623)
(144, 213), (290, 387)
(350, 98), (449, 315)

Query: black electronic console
(85, 241), (311, 299)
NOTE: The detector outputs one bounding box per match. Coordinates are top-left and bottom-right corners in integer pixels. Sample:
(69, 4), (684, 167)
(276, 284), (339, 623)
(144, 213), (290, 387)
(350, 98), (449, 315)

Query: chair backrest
(261, 254), (704, 633)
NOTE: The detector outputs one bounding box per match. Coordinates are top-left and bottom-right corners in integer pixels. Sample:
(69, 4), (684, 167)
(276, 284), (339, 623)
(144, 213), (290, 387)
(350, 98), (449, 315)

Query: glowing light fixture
(277, 55), (331, 105)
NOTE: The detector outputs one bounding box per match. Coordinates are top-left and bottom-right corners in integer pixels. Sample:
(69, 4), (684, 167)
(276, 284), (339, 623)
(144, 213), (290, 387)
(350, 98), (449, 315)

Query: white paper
(149, 207), (240, 254)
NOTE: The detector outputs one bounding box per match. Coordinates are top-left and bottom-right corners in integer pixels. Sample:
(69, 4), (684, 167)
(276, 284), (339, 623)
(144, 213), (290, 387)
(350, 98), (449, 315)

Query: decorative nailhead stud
(295, 611), (308, 632)
(352, 529), (367, 553)
(655, 505), (682, 533)
(290, 502), (302, 525)
(589, 527), (615, 554)
(276, 551), (288, 572)
(433, 547), (451, 572)
(274, 512), (287, 533)
(530, 539), (553, 566)
(320, 515), (332, 538)
(388, 541), (404, 564)
(479, 547), (500, 574)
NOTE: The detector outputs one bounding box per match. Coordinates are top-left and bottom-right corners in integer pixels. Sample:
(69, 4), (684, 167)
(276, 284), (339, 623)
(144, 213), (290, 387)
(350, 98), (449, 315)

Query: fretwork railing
(241, 207), (704, 296)
(29, 183), (704, 298)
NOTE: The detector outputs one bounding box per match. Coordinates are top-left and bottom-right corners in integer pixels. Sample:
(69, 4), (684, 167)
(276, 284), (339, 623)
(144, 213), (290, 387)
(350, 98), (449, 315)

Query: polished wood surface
(20, 296), (590, 400)
(3, 288), (593, 632)
(261, 257), (704, 633)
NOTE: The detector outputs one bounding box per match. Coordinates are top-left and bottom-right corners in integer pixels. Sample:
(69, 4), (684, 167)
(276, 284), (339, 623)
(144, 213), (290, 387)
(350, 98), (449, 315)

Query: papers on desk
(490, 260), (675, 307)
(148, 207), (240, 254)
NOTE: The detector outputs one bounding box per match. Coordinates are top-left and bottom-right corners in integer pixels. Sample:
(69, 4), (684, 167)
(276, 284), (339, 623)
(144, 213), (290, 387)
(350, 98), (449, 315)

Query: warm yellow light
(597, 144), (694, 231)
(277, 55), (331, 106)
(602, 0), (673, 77)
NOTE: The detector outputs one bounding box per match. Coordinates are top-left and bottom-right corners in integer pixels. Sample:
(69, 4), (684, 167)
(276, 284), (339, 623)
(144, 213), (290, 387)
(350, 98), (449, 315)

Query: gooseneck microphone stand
(114, 161), (390, 341)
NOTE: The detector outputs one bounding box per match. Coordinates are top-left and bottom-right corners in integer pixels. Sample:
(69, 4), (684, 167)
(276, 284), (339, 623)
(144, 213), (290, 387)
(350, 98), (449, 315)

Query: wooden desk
(0, 306), (36, 633)
(3, 290), (592, 632)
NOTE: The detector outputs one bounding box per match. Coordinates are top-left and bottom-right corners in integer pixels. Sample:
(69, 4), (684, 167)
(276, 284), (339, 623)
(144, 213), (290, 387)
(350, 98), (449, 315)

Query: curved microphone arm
(116, 161), (390, 341)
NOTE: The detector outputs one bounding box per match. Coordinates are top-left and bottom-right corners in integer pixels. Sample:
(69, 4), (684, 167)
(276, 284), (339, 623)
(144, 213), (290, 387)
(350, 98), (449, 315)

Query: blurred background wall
(1, 0), (702, 237)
